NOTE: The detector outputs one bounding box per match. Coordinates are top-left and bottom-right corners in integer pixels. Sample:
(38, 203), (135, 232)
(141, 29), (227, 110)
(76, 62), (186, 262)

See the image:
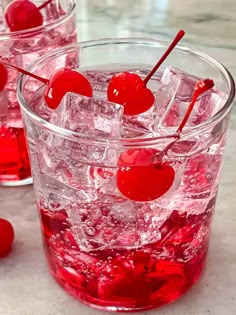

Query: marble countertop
(1, 1), (236, 314)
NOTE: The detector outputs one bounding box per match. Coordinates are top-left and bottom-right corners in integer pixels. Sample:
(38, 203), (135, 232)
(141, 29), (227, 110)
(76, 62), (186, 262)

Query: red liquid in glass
(29, 67), (225, 311)
(39, 202), (213, 311)
(0, 126), (31, 182)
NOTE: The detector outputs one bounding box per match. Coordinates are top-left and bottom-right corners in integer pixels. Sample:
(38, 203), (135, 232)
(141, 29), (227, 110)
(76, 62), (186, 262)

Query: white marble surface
(1, 1), (236, 314)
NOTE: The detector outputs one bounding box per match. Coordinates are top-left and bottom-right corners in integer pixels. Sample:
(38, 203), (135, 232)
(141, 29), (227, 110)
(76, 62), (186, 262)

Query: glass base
(0, 177), (33, 186)
(48, 257), (207, 313)
(53, 273), (201, 312)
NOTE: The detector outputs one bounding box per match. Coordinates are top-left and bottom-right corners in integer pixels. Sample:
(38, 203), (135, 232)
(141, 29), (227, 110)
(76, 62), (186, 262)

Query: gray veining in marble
(0, 1), (236, 314)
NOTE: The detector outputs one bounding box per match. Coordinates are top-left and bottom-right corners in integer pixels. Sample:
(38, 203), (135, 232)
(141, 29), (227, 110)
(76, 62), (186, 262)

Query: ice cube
(36, 142), (98, 203)
(161, 67), (200, 101)
(134, 203), (164, 245)
(33, 172), (79, 204)
(48, 92), (124, 166)
(67, 201), (110, 252)
(110, 201), (136, 224)
(154, 66), (227, 132)
(30, 88), (53, 122)
(89, 166), (116, 190)
(98, 175), (122, 197)
(51, 93), (124, 139)
(121, 108), (155, 138)
(181, 150), (223, 199)
(49, 95), (69, 127)
(67, 200), (140, 252)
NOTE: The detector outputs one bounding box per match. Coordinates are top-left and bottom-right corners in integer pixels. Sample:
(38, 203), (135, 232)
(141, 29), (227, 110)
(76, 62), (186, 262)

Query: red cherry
(116, 78), (214, 202)
(44, 68), (93, 109)
(0, 218), (14, 257)
(107, 72), (155, 116)
(107, 30), (185, 116)
(0, 64), (8, 91)
(0, 61), (93, 109)
(5, 0), (43, 32)
(116, 148), (175, 201)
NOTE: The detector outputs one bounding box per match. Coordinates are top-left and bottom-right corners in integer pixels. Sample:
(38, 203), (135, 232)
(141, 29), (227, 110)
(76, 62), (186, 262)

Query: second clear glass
(0, 0), (77, 186)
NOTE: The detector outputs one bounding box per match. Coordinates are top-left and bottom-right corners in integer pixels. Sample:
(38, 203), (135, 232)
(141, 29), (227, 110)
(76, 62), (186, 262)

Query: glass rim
(17, 38), (236, 145)
(0, 0), (76, 39)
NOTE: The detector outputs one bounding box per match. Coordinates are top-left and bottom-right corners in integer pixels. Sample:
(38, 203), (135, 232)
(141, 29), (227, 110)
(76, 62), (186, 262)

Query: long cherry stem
(143, 30), (185, 86)
(37, 0), (54, 10)
(154, 79), (214, 161)
(177, 79), (214, 134)
(0, 61), (49, 85)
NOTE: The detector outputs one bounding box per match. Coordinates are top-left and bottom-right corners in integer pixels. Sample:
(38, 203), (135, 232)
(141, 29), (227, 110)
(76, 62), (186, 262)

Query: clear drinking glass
(17, 39), (235, 312)
(0, 0), (76, 186)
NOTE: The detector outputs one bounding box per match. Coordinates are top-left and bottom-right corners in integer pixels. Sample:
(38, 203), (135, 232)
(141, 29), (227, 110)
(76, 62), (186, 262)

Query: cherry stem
(37, 0), (54, 10)
(176, 79), (214, 134)
(0, 61), (49, 85)
(154, 79), (214, 162)
(143, 30), (185, 86)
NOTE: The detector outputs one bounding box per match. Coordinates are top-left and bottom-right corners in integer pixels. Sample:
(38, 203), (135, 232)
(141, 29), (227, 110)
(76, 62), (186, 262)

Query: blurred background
(76, 0), (236, 49)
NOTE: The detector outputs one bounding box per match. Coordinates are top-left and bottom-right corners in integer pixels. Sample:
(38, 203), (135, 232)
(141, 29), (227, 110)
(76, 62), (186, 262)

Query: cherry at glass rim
(17, 38), (236, 147)
(0, 0), (76, 39)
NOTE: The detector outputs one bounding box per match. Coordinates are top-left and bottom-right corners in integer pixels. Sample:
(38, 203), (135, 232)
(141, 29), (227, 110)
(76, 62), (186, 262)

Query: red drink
(40, 201), (212, 310)
(0, 126), (30, 181)
(17, 39), (235, 311)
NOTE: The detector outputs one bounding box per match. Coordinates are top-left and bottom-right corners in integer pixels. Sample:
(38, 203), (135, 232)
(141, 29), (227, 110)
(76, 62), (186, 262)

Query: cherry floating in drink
(0, 61), (92, 109)
(44, 68), (93, 109)
(107, 72), (155, 116)
(107, 30), (185, 115)
(117, 148), (175, 201)
(5, 0), (55, 31)
(116, 79), (214, 202)
(0, 218), (14, 257)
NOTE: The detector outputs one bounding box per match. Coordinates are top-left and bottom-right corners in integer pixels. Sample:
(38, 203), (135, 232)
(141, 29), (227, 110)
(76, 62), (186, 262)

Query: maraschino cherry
(0, 61), (92, 109)
(0, 218), (14, 257)
(0, 64), (8, 91)
(5, 0), (55, 32)
(116, 79), (214, 202)
(44, 68), (93, 109)
(107, 30), (185, 116)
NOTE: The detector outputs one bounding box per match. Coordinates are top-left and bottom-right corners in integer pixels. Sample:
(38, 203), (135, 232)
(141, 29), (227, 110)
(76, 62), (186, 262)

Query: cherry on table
(0, 61), (93, 109)
(0, 218), (14, 257)
(0, 64), (8, 91)
(107, 30), (185, 116)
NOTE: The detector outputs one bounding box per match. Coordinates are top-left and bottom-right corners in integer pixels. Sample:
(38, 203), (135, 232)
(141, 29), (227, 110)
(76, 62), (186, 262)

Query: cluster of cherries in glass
(0, 30), (214, 205)
(0, 29), (214, 257)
